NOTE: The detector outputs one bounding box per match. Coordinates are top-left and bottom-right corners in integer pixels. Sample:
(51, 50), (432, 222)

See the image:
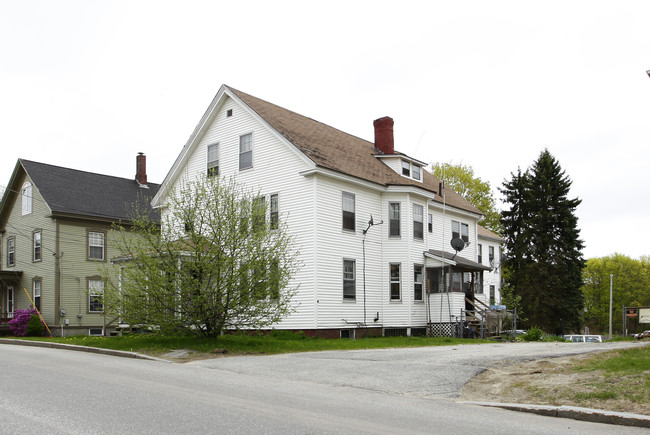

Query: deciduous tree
(102, 176), (300, 338)
(430, 162), (502, 234)
(583, 254), (650, 335)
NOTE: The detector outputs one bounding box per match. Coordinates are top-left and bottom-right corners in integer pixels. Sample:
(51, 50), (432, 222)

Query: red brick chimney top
(136, 152), (147, 185)
(373, 117), (394, 155)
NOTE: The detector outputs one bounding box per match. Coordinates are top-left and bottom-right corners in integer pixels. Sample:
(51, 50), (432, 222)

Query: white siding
(156, 93), (494, 333)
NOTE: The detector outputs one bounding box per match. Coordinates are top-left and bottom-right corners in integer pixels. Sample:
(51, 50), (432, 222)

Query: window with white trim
(412, 165), (421, 181)
(478, 244), (483, 264)
(33, 230), (41, 262)
(7, 237), (15, 267)
(21, 182), (32, 215)
(414, 265), (423, 301)
(389, 202), (400, 237)
(342, 192), (355, 231)
(413, 204), (423, 239)
(207, 143), (219, 176)
(239, 133), (253, 170)
(88, 231), (105, 261)
(343, 259), (356, 300)
(390, 263), (401, 301)
(270, 194), (279, 230)
(7, 286), (14, 318)
(427, 213), (433, 233)
(401, 160), (410, 176)
(88, 279), (104, 313)
(33, 279), (41, 311)
(489, 246), (495, 264)
(452, 220), (469, 243)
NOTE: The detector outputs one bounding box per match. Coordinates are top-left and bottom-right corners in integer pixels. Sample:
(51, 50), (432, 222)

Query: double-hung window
(7, 237), (15, 267)
(401, 160), (410, 176)
(343, 259), (356, 300)
(7, 286), (14, 317)
(342, 192), (355, 231)
(239, 133), (253, 170)
(489, 246), (495, 264)
(88, 279), (104, 312)
(478, 244), (483, 264)
(412, 165), (421, 180)
(33, 279), (41, 311)
(452, 220), (469, 243)
(413, 204), (423, 239)
(427, 213), (433, 233)
(88, 231), (105, 261)
(390, 264), (401, 301)
(33, 230), (41, 262)
(270, 194), (279, 230)
(21, 182), (32, 215)
(389, 202), (400, 236)
(207, 143), (219, 176)
(414, 265), (423, 301)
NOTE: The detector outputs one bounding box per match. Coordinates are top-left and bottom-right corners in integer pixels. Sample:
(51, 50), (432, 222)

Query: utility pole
(609, 274), (613, 340)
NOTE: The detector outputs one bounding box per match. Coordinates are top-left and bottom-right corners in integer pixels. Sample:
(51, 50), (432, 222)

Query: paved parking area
(189, 340), (648, 398)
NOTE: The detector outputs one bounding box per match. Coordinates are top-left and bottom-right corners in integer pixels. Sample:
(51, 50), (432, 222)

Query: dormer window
(400, 160), (422, 181)
(401, 160), (410, 176)
(412, 165), (421, 180)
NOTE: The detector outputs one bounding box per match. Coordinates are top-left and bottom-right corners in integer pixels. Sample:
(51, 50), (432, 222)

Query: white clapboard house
(152, 85), (501, 338)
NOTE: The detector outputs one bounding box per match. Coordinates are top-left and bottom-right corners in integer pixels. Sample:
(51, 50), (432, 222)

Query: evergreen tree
(500, 150), (584, 334)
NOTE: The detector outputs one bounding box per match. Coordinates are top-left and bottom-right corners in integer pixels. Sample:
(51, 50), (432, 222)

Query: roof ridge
(19, 158), (160, 187)
(227, 86), (377, 150)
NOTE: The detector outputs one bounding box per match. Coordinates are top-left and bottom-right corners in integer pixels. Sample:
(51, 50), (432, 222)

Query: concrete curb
(463, 401), (650, 428)
(0, 338), (171, 363)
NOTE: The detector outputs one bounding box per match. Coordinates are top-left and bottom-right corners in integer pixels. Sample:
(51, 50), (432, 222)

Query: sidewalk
(0, 337), (169, 362)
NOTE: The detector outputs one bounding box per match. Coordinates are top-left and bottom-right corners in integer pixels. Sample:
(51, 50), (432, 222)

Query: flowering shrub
(8, 308), (38, 336)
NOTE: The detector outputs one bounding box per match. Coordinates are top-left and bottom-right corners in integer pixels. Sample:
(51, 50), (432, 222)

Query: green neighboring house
(0, 154), (159, 336)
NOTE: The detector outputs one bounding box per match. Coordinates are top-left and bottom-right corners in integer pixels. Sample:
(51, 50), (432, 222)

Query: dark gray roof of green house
(18, 159), (160, 222)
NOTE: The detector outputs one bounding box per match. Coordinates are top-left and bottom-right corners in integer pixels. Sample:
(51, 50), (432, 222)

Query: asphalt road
(0, 341), (647, 434)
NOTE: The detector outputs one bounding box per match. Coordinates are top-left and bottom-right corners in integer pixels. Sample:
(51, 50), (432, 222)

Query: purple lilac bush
(8, 308), (38, 336)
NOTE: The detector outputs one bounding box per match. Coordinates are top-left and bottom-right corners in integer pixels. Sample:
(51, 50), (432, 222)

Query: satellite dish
(450, 237), (465, 252)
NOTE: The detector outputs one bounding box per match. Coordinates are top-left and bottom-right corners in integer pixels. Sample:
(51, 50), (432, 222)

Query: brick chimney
(373, 117), (394, 154)
(136, 152), (147, 186)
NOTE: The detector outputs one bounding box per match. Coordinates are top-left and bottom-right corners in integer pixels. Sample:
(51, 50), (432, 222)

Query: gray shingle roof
(20, 159), (160, 222)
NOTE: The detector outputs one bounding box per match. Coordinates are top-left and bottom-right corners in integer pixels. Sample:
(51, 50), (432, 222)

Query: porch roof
(424, 249), (492, 272)
(0, 270), (22, 283)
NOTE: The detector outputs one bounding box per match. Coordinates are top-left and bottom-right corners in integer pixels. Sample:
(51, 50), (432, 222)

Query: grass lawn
(568, 346), (650, 408)
(13, 331), (486, 357)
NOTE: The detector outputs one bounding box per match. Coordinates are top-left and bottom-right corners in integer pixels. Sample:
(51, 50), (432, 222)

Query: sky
(1, 0), (649, 260)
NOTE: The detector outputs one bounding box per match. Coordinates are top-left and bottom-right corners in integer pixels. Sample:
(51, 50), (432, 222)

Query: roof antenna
(363, 214), (383, 234)
(450, 237), (465, 260)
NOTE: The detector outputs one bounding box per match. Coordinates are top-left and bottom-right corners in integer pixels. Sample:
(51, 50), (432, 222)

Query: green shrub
(522, 326), (543, 341)
(25, 314), (44, 337)
(542, 335), (567, 342)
